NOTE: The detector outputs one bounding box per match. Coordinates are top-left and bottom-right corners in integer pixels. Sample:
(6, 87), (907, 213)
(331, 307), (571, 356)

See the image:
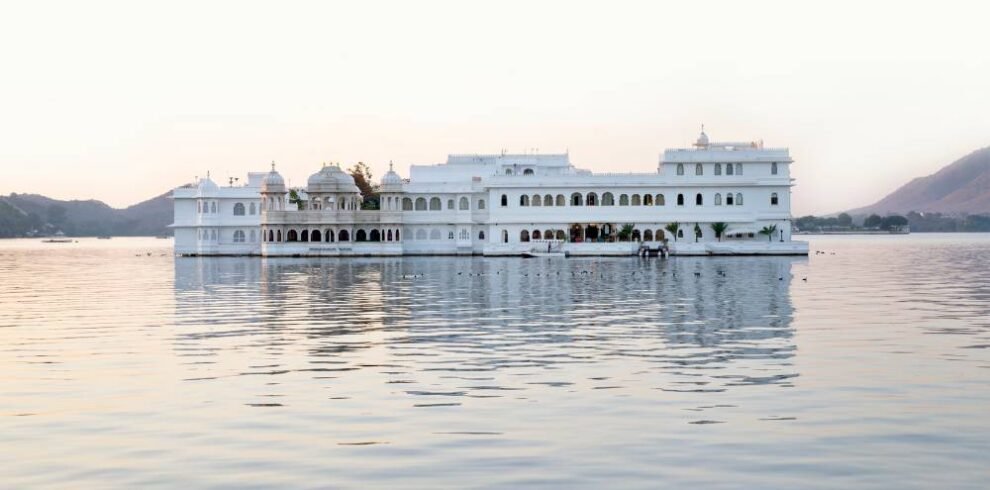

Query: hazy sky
(1, 0), (988, 215)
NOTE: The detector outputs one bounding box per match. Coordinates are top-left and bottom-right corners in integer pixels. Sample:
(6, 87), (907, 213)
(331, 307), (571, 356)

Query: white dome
(197, 177), (219, 193)
(261, 163), (286, 192)
(306, 164), (359, 193)
(695, 127), (709, 148)
(381, 163), (402, 186)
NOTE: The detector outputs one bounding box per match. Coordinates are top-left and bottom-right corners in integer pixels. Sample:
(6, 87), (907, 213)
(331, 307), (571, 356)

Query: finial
(701, 123), (705, 133)
(206, 170), (210, 179)
(389, 160), (394, 171)
(271, 160), (276, 171)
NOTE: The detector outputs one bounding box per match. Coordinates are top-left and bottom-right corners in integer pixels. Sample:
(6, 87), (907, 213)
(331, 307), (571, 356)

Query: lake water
(1, 235), (989, 488)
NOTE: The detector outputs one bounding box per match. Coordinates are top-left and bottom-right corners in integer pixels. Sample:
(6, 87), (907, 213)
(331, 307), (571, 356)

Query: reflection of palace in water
(173, 256), (801, 371)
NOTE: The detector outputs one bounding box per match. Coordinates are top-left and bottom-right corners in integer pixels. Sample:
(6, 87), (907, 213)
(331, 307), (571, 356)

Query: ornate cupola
(260, 161), (286, 211)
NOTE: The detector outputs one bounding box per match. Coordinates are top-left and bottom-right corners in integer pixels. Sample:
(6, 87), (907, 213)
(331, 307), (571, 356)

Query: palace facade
(171, 130), (808, 256)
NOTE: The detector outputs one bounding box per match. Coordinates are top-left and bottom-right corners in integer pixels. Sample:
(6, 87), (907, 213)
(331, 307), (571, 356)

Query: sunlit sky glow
(1, 0), (988, 215)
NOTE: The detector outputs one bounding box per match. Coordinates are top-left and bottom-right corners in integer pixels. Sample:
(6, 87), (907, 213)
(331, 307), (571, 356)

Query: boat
(42, 232), (74, 243)
(522, 251), (567, 258)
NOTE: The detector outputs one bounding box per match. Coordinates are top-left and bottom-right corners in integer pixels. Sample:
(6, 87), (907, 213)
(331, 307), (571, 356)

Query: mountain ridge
(0, 191), (173, 238)
(848, 146), (990, 216)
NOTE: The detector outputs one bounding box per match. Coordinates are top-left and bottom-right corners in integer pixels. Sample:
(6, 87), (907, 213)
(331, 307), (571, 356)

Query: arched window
(619, 194), (629, 206)
(520, 194), (529, 206)
(676, 164), (684, 176)
(736, 163), (743, 175)
(339, 230), (349, 241)
(726, 164), (734, 176)
(715, 163), (722, 175)
(395, 229), (400, 241)
(415, 197), (427, 210)
(502, 230), (508, 243)
(287, 230), (298, 242)
(478, 199), (486, 209)
(249, 202), (257, 215)
(387, 230), (393, 241)
(555, 194), (565, 206)
(643, 194), (653, 205)
(656, 229), (665, 241)
(356, 230), (367, 242)
(520, 230), (530, 242)
(771, 162), (778, 175)
(448, 231), (454, 240)
(771, 192), (779, 205)
(677, 194), (684, 206)
(459, 197), (469, 210)
(370, 230), (380, 242)
(233, 203), (245, 215)
(447, 199), (454, 210)
(311, 230), (322, 242)
(696, 193), (703, 205)
(631, 194), (641, 206)
(532, 230), (542, 240)
(233, 230), (245, 242)
(403, 198), (413, 210)
(656, 194), (665, 206)
(570, 193), (583, 206)
(726, 193), (734, 205)
(429, 197), (441, 210)
(504, 168), (513, 175)
(500, 194), (508, 207)
(430, 229), (441, 240)
(696, 164), (703, 175)
(210, 202), (217, 213)
(632, 229), (641, 241)
(268, 230), (274, 242)
(277, 230), (282, 242)
(531, 194), (541, 207)
(736, 193), (743, 205)
(459, 229), (468, 240)
(602, 192), (614, 205)
(715, 193), (722, 205)
(301, 230), (309, 242)
(555, 230), (565, 241)
(644, 229), (653, 241)
(544, 194), (554, 206)
(677, 229), (684, 239)
(479, 230), (486, 240)
(415, 229), (426, 240)
(544, 229), (554, 240)
(523, 168), (534, 175)
(586, 192), (597, 206)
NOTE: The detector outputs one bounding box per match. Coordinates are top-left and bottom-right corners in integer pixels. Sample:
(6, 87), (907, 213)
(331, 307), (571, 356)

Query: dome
(261, 162), (286, 192)
(306, 163), (360, 194)
(197, 176), (219, 193)
(380, 162), (402, 187)
(694, 126), (709, 148)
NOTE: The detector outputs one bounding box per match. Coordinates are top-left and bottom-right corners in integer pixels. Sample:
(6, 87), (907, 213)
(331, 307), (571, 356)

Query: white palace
(171, 130), (809, 256)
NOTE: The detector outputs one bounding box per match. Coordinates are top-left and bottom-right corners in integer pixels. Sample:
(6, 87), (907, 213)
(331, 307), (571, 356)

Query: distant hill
(0, 191), (173, 238)
(848, 147), (990, 216)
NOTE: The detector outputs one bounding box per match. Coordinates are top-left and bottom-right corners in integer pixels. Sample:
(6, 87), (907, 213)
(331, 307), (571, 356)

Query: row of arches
(402, 196), (485, 211)
(198, 228), (257, 243)
(264, 228), (402, 243)
(306, 194), (361, 211)
(676, 163), (745, 176)
(232, 202), (258, 216)
(198, 200), (218, 214)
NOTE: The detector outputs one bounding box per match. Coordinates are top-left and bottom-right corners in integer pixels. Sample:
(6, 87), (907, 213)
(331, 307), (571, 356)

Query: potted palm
(759, 224), (778, 242)
(710, 222), (729, 242)
(664, 222), (681, 242)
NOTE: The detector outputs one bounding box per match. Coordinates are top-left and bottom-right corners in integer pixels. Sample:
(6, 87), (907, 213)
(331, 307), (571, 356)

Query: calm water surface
(1, 235), (989, 488)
